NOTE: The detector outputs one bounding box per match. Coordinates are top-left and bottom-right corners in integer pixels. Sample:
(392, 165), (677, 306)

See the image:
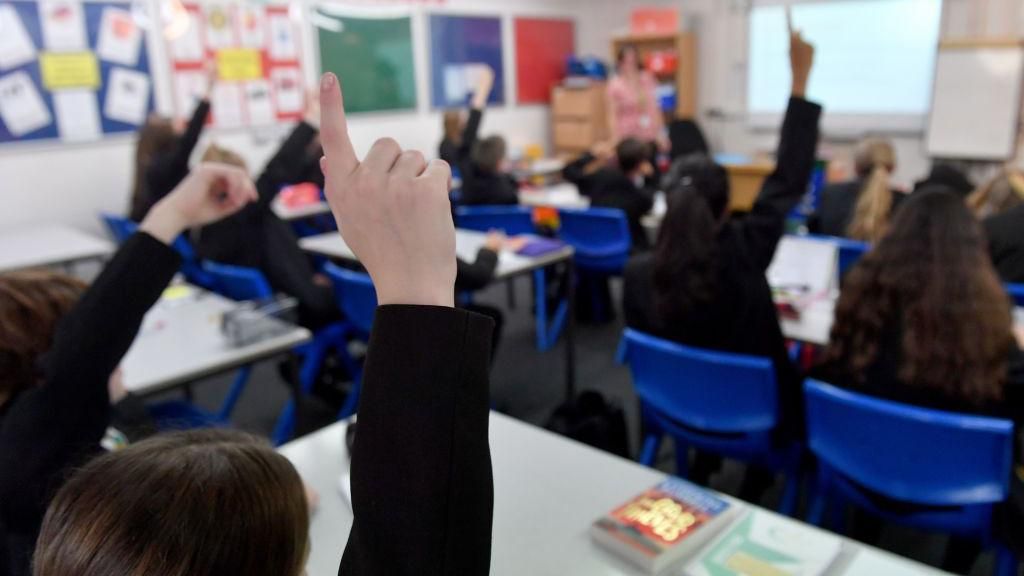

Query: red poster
(514, 18), (575, 105)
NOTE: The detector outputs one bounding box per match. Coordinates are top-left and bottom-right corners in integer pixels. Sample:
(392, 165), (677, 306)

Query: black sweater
(0, 234), (180, 576)
(131, 100), (211, 222)
(439, 108), (483, 174)
(340, 305), (494, 574)
(622, 97), (822, 439)
(984, 203), (1024, 284)
(563, 154), (655, 251)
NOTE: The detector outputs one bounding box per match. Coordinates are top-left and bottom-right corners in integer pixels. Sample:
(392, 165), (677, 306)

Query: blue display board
(0, 0), (154, 144)
(428, 14), (504, 108)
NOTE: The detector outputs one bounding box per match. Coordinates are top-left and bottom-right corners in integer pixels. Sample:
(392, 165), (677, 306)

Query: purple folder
(516, 238), (566, 257)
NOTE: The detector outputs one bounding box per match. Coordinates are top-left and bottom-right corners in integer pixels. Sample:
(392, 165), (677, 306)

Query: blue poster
(0, 0), (154, 145)
(428, 14), (504, 109)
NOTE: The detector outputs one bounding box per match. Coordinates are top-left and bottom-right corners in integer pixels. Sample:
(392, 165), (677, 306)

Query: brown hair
(471, 135), (507, 174)
(846, 137), (896, 242)
(202, 143), (249, 171)
(443, 110), (463, 143)
(131, 117), (178, 219)
(0, 271), (86, 403)
(967, 168), (1024, 219)
(823, 190), (1015, 403)
(34, 429), (309, 576)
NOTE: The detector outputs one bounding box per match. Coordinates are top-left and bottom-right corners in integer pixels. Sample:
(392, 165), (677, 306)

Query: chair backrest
(323, 262), (378, 335)
(101, 214), (138, 244)
(618, 329), (778, 433)
(201, 261), (274, 301)
(1006, 283), (1024, 307)
(835, 238), (870, 277)
(804, 379), (1013, 506)
(455, 206), (535, 236)
(558, 208), (632, 271)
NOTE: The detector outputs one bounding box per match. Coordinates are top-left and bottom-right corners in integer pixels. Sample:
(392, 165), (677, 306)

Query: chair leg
(674, 441), (690, 479)
(639, 434), (661, 467)
(996, 545), (1018, 576)
(778, 472), (801, 517)
(506, 278), (516, 310)
(534, 268), (549, 350)
(215, 365), (251, 422)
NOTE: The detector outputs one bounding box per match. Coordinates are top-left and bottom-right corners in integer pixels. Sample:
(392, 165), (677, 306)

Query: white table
(272, 199), (332, 222)
(281, 412), (950, 576)
(519, 183), (591, 210)
(0, 224), (114, 273)
(121, 284), (311, 395)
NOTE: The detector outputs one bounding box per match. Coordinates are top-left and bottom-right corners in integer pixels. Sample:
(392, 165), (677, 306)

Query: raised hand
(141, 162), (257, 244)
(319, 72), (456, 307)
(788, 7), (814, 98)
(471, 65), (495, 110)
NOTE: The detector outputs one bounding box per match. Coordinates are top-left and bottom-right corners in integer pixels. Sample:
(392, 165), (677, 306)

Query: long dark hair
(34, 429), (310, 576)
(822, 190), (1015, 402)
(654, 156), (730, 324)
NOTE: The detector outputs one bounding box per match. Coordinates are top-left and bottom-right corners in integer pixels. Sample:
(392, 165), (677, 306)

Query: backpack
(545, 390), (630, 458)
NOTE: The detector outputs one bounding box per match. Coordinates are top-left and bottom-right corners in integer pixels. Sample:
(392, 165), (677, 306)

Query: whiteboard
(926, 46), (1024, 160)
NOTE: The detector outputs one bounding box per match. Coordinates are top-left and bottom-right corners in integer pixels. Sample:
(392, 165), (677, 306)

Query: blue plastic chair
(322, 262), (378, 420)
(102, 213), (217, 289)
(102, 213), (138, 244)
(618, 329), (803, 515)
(455, 206), (536, 236)
(804, 379), (1018, 573)
(1006, 283), (1024, 307)
(557, 208), (632, 272)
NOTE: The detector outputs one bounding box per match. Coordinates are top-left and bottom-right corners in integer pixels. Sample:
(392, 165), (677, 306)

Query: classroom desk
(281, 412), (951, 576)
(0, 224), (114, 273)
(519, 182), (591, 209)
(272, 199), (332, 222)
(299, 229), (579, 399)
(121, 284), (311, 396)
(724, 161), (775, 212)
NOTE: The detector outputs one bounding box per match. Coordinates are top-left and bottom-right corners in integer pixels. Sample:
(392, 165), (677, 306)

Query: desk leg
(564, 259), (577, 402)
(271, 353), (304, 446)
(534, 268), (548, 351)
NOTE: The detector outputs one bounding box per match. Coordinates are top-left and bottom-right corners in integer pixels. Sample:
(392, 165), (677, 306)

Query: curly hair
(0, 271), (86, 402)
(822, 189), (1015, 403)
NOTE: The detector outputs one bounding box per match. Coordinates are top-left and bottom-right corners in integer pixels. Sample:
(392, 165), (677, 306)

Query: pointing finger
(319, 73), (359, 177)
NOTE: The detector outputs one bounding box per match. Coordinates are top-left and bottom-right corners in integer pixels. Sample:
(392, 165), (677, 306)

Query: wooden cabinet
(551, 83), (609, 155)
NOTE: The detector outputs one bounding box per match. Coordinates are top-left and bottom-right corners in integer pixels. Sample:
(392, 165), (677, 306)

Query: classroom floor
(159, 277), (997, 576)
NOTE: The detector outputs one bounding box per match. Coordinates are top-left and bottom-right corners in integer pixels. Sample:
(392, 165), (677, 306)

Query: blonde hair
(847, 138), (896, 242)
(201, 144), (248, 172)
(967, 168), (1024, 219)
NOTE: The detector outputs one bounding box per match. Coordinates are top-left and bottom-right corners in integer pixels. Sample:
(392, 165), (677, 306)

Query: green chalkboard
(316, 10), (417, 113)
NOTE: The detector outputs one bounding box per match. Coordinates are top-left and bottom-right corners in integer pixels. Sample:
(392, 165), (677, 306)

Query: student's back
(808, 137), (900, 240)
(970, 170), (1024, 283)
(462, 135), (519, 206)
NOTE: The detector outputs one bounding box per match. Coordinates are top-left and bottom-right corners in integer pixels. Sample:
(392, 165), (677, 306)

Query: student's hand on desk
(787, 7), (814, 98)
(319, 72), (456, 308)
(140, 163), (257, 245)
(484, 231), (506, 252)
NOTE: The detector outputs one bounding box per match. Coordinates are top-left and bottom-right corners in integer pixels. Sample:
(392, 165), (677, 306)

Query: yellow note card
(162, 284), (196, 301)
(39, 52), (100, 90)
(217, 48), (263, 81)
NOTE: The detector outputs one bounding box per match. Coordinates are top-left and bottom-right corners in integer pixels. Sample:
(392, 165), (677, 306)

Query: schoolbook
(590, 477), (741, 574)
(684, 511), (842, 576)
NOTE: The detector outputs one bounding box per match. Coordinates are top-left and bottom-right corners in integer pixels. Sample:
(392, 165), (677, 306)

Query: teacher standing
(606, 45), (669, 151)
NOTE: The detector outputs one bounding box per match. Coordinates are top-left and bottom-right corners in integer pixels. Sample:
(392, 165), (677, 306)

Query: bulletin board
(514, 17), (575, 104)
(168, 3), (305, 129)
(428, 14), (504, 108)
(315, 8), (417, 114)
(0, 0), (154, 145)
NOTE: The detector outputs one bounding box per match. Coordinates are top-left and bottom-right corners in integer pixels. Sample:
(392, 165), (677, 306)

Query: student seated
(807, 137), (902, 241)
(912, 162), (974, 197)
(0, 165), (256, 576)
(192, 99), (337, 330)
(438, 66), (494, 172)
(970, 169), (1024, 283)
(811, 189), (1024, 570)
(129, 65), (217, 222)
(622, 27), (820, 493)
(462, 135), (520, 206)
(563, 139), (656, 251)
(456, 231), (527, 357)
(32, 72), (495, 576)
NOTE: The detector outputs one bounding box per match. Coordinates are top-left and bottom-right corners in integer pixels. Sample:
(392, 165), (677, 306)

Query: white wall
(0, 0), (603, 234)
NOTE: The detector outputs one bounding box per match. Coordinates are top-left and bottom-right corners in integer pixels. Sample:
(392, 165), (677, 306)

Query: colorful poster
(0, 0), (154, 145)
(428, 14), (504, 108)
(168, 3), (305, 127)
(514, 18), (575, 104)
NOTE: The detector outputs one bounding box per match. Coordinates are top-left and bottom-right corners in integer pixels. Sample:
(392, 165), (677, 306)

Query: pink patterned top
(607, 71), (662, 142)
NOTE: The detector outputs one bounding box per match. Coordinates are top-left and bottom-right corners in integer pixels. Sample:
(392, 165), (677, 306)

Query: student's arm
(319, 72), (494, 575)
(456, 67), (494, 164)
(456, 247), (499, 293)
(0, 164), (255, 535)
(741, 28), (821, 271)
(254, 96), (323, 208)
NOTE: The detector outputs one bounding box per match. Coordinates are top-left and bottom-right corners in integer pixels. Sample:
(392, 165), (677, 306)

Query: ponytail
(654, 188), (720, 324)
(847, 164), (893, 242)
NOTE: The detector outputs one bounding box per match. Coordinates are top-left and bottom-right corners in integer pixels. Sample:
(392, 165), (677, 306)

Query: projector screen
(747, 0), (943, 134)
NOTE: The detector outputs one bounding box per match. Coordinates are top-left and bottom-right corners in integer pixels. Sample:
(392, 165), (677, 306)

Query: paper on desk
(53, 89), (100, 141)
(0, 71), (52, 136)
(39, 0), (87, 51)
(104, 67), (150, 125)
(767, 237), (837, 297)
(0, 5), (36, 70)
(96, 7), (141, 66)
